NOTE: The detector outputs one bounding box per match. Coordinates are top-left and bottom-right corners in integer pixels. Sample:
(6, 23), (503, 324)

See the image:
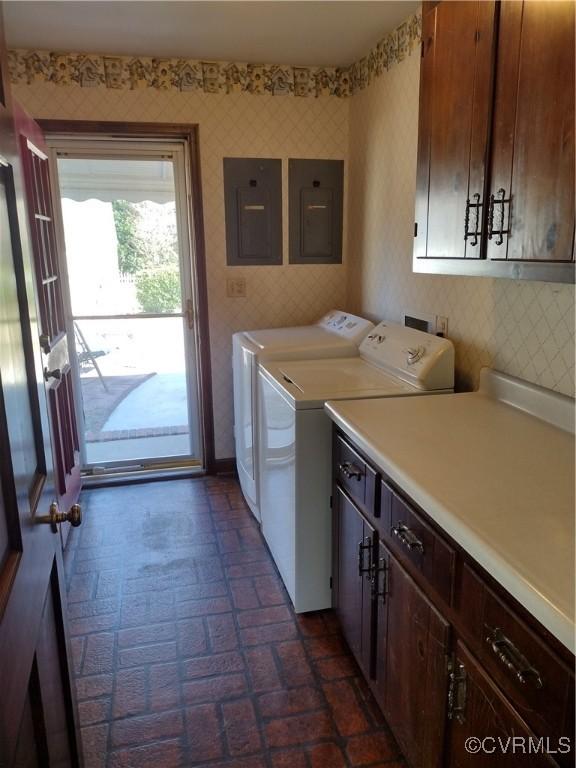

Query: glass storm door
(49, 141), (202, 472)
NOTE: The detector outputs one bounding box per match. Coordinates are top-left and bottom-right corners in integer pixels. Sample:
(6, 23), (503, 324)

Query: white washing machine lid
(243, 310), (374, 353)
(258, 322), (455, 410)
(246, 325), (352, 353)
(259, 357), (420, 410)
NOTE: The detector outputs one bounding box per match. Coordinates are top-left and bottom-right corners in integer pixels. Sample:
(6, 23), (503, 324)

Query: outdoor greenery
(111, 199), (181, 313)
(135, 267), (181, 314)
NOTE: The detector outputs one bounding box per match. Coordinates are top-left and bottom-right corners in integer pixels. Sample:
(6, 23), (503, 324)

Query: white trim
(45, 136), (204, 472)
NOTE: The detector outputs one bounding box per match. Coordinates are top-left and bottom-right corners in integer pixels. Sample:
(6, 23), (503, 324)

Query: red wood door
(0, 8), (82, 765)
(15, 106), (81, 546)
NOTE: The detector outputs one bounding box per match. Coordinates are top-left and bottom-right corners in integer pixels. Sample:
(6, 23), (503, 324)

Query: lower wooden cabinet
(374, 541), (449, 768)
(331, 429), (574, 768)
(333, 486), (375, 678)
(447, 642), (560, 768)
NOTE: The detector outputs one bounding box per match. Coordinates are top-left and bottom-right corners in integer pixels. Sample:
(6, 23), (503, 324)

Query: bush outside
(112, 199), (180, 313)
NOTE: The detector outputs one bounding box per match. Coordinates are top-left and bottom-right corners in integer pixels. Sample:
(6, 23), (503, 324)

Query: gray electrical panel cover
(289, 159), (344, 264)
(224, 158), (282, 266)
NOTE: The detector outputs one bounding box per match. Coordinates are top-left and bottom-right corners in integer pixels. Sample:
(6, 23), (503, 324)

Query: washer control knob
(407, 346), (425, 365)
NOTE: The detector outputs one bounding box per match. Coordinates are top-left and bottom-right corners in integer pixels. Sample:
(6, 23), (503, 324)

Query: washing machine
(258, 321), (454, 612)
(233, 310), (374, 521)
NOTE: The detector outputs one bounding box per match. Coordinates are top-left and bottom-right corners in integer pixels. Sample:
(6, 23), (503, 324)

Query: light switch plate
(227, 277), (247, 298)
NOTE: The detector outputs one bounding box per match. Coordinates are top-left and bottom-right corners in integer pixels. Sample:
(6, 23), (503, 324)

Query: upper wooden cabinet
(414, 0), (575, 283)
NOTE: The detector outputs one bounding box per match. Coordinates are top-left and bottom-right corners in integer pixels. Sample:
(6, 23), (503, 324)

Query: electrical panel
(289, 158), (343, 264)
(224, 158), (282, 266)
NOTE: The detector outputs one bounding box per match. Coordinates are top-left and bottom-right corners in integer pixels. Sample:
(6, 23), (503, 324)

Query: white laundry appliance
(257, 322), (454, 613)
(232, 311), (374, 522)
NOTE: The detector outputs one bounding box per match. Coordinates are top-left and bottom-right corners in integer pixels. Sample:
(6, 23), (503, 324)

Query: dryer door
(232, 336), (259, 518)
(258, 371), (296, 604)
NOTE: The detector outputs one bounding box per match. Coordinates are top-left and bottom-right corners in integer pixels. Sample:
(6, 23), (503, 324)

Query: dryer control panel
(359, 322), (454, 391)
(318, 310), (374, 344)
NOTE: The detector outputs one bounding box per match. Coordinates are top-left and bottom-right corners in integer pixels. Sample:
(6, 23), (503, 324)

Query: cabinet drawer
(379, 481), (455, 605)
(458, 563), (574, 764)
(334, 434), (377, 518)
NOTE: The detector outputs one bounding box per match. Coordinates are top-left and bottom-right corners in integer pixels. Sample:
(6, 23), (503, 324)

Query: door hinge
(421, 39), (424, 58)
(329, 576), (333, 589)
(447, 657), (467, 724)
(414, 222), (418, 238)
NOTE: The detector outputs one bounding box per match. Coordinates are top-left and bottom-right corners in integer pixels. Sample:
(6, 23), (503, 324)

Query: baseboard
(212, 458), (236, 475)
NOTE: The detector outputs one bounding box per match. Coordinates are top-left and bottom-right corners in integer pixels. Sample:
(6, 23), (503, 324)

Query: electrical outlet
(227, 277), (247, 298)
(435, 315), (449, 336)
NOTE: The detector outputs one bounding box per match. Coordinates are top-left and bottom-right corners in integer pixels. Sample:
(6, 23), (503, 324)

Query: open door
(14, 105), (81, 547)
(0, 8), (82, 768)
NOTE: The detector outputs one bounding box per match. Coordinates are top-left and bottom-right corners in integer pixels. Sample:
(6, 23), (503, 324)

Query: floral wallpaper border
(7, 13), (421, 98)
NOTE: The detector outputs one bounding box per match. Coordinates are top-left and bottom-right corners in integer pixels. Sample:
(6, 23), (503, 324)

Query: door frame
(47, 139), (202, 472)
(37, 121), (216, 474)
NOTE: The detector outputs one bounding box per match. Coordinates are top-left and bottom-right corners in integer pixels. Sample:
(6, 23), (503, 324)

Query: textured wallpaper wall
(13, 36), (575, 462)
(346, 50), (575, 396)
(12, 83), (349, 458)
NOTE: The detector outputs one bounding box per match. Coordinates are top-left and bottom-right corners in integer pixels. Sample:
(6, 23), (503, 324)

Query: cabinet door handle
(464, 192), (482, 246)
(374, 556), (388, 603)
(487, 188), (511, 246)
(358, 537), (372, 577)
(339, 461), (364, 481)
(447, 660), (467, 724)
(485, 626), (543, 689)
(391, 522), (424, 554)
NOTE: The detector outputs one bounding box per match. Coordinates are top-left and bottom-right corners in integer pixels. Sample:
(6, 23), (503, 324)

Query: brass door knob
(38, 502), (82, 533)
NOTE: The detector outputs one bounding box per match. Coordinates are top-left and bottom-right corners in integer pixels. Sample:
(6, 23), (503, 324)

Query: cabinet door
(415, 1), (497, 261)
(374, 544), (450, 768)
(333, 487), (375, 676)
(487, 1), (575, 263)
(447, 642), (558, 767)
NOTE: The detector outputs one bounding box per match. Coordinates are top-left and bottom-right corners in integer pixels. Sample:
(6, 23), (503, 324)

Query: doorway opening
(46, 137), (208, 474)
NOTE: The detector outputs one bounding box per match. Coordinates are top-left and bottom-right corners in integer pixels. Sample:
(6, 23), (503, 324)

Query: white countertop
(325, 376), (575, 652)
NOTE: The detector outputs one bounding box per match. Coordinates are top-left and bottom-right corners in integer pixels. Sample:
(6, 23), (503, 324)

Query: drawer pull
(391, 522), (424, 554)
(339, 461), (364, 481)
(358, 537), (372, 577)
(485, 627), (543, 689)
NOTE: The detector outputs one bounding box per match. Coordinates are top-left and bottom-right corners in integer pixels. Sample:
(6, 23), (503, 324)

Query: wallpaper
(11, 9), (575, 461)
(346, 49), (575, 397)
(7, 13), (420, 98)
(12, 82), (349, 459)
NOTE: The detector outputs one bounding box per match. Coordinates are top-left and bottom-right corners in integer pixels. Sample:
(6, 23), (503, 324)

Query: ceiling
(4, 1), (420, 68)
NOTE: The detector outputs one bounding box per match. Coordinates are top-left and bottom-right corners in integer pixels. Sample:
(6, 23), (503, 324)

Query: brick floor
(65, 476), (404, 768)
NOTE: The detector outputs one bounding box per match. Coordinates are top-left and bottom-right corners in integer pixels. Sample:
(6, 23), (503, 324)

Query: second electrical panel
(289, 159), (344, 264)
